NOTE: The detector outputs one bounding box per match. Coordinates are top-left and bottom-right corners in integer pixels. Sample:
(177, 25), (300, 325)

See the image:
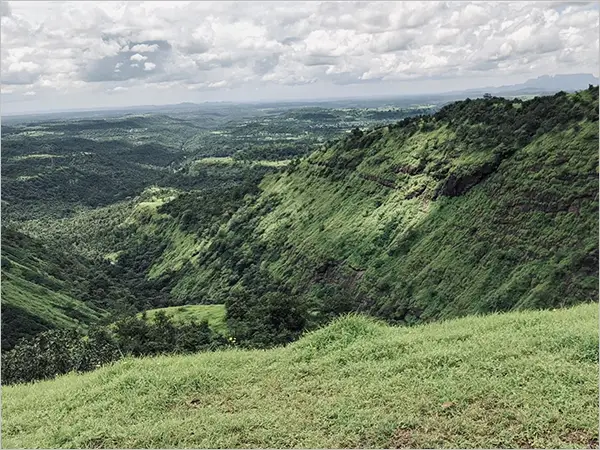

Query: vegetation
(7, 89), (596, 350)
(139, 304), (227, 336)
(165, 87), (598, 346)
(1, 228), (107, 349)
(2, 311), (227, 385)
(0, 224), (175, 350)
(2, 303), (597, 448)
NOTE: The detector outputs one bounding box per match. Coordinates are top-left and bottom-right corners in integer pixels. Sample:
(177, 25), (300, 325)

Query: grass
(1, 273), (105, 331)
(192, 157), (236, 165)
(2, 303), (598, 448)
(139, 304), (227, 335)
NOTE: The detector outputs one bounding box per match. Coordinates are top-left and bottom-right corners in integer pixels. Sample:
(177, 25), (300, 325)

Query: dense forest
(1, 87), (598, 383)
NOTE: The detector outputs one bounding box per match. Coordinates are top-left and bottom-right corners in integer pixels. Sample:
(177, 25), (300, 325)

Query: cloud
(130, 53), (147, 62)
(23, 90), (36, 96)
(1, 0), (11, 17)
(208, 80), (227, 88)
(2, 60), (42, 85)
(0, 0), (598, 110)
(130, 43), (159, 53)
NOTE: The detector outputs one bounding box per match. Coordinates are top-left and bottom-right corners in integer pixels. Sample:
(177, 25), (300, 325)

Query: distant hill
(460, 73), (599, 97)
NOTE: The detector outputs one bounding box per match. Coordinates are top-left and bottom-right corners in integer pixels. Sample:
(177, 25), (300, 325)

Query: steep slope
(28, 89), (595, 347)
(1, 228), (107, 349)
(167, 88), (598, 337)
(2, 303), (597, 448)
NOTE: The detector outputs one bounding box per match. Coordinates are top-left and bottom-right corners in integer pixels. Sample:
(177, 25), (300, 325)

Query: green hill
(14, 89), (596, 349)
(2, 303), (597, 448)
(148, 88), (597, 343)
(6, 89), (596, 351)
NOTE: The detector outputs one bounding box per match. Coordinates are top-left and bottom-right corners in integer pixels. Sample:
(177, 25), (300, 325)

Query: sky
(1, 1), (599, 114)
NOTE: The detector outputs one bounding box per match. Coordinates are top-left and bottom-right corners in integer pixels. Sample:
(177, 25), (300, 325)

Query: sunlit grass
(2, 303), (597, 448)
(139, 304), (227, 335)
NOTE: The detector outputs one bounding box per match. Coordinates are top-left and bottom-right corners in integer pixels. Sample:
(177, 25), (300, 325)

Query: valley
(1, 87), (598, 448)
(1, 96), (442, 350)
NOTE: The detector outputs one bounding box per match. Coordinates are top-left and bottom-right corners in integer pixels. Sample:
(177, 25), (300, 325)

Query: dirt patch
(391, 427), (418, 448)
(561, 430), (598, 448)
(516, 439), (535, 448)
(186, 398), (202, 408)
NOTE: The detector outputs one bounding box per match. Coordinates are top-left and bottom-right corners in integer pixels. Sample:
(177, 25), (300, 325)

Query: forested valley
(1, 88), (598, 386)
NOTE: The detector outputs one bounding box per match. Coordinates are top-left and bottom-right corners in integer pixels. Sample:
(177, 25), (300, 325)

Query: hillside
(0, 225), (167, 350)
(3, 88), (598, 351)
(0, 228), (107, 349)
(132, 87), (597, 344)
(2, 303), (598, 448)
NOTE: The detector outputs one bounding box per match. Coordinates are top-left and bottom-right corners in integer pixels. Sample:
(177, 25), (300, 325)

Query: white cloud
(0, 0), (598, 112)
(23, 90), (36, 96)
(130, 43), (159, 53)
(208, 80), (227, 88)
(130, 53), (148, 62)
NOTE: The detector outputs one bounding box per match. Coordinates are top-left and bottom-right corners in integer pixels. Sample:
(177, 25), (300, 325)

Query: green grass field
(139, 304), (227, 335)
(3, 303), (597, 448)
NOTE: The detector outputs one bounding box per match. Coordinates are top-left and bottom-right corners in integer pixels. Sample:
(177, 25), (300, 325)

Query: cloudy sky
(1, 1), (598, 114)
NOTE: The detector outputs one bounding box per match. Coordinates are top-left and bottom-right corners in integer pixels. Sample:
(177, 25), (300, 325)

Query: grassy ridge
(2, 303), (598, 448)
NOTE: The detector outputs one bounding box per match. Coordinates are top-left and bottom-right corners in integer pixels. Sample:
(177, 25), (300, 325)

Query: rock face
(433, 154), (503, 199)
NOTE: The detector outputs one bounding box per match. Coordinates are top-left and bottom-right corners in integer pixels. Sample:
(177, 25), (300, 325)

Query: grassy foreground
(2, 303), (598, 448)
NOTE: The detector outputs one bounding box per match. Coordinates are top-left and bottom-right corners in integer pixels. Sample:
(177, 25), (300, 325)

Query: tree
(226, 286), (308, 349)
(351, 127), (363, 139)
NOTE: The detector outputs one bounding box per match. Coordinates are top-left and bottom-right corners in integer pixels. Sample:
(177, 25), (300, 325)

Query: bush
(1, 313), (228, 385)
